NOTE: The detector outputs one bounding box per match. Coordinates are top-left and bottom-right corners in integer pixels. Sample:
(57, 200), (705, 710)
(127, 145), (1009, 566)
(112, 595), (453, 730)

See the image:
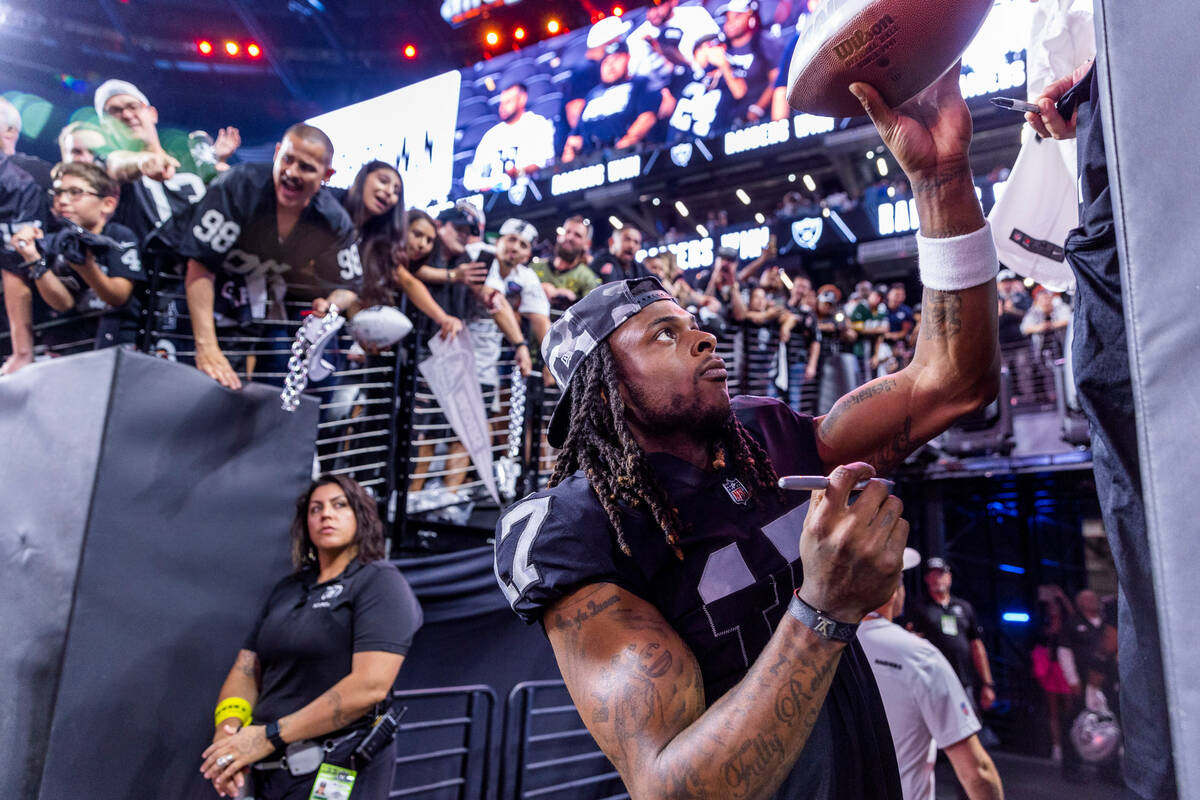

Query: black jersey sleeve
(1, 160), (48, 271)
(494, 479), (640, 625)
(174, 165), (257, 272)
(308, 213), (362, 298)
(351, 562), (423, 655)
(732, 395), (824, 477)
(99, 223), (146, 284)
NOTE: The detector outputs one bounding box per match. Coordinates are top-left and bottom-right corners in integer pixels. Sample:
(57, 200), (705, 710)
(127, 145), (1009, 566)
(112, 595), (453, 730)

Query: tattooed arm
(547, 465), (908, 800)
(815, 69), (1000, 474)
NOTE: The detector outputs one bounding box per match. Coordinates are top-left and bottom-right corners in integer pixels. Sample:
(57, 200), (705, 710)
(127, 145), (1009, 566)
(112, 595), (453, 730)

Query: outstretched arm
(547, 465), (907, 800)
(814, 68), (999, 474)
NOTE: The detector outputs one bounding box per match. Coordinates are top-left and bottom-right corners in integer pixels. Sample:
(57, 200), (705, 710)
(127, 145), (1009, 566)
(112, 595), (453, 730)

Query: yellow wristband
(214, 697), (253, 728)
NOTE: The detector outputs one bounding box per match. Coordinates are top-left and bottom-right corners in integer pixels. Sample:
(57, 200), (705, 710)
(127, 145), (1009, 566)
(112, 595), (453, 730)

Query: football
(786, 0), (994, 118)
(351, 305), (414, 348)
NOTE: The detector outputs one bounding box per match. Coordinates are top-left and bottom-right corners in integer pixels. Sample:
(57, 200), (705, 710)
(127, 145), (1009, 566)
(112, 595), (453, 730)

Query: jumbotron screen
(312, 0), (1032, 209)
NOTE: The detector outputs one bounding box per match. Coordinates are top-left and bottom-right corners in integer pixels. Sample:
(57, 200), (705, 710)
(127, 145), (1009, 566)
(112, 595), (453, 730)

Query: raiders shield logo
(507, 181), (528, 206)
(670, 142), (694, 167)
(723, 478), (751, 505)
(791, 217), (824, 251)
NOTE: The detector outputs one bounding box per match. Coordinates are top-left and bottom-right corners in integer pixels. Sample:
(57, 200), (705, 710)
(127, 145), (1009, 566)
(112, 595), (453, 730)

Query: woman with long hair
(340, 161), (461, 340)
(200, 475), (422, 799)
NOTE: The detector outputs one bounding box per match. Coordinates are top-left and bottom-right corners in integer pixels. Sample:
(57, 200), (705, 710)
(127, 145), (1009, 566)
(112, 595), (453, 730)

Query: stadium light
(876, 157), (888, 176)
(613, 5), (624, 15)
(696, 224), (709, 237)
(246, 42), (262, 58)
(224, 40), (239, 56)
(754, 212), (765, 224)
(675, 200), (689, 217)
(651, 197), (661, 206)
(608, 215), (623, 230)
(546, 19), (561, 34)
(802, 173), (816, 192)
(485, 30), (500, 46)
(736, 188), (751, 205)
(403, 44), (417, 58)
(787, 173), (796, 182)
(514, 26), (526, 41)
(197, 40), (213, 56)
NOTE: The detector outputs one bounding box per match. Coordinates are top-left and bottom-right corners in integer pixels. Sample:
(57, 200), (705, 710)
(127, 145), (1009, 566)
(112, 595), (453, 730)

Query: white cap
(586, 15), (632, 48)
(499, 218), (538, 244)
(718, 0), (759, 14)
(94, 79), (150, 118)
(902, 547), (922, 571)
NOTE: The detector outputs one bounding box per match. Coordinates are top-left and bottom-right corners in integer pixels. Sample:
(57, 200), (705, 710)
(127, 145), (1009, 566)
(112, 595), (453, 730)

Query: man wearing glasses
(94, 80), (240, 241)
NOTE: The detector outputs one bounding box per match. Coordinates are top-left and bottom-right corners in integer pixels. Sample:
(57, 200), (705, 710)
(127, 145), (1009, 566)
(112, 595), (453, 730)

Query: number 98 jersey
(174, 163), (360, 323)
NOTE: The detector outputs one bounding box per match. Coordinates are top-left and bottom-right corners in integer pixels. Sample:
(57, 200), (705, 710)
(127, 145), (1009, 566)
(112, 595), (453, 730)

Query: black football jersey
(174, 163), (361, 324)
(724, 33), (783, 122)
(667, 65), (734, 141)
(114, 171), (208, 244)
(575, 76), (659, 149)
(495, 395), (901, 800)
(43, 221), (145, 314)
(1, 155), (48, 272)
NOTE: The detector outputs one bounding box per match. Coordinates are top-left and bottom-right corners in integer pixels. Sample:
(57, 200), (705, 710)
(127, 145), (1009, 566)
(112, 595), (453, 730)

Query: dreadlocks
(549, 341), (783, 559)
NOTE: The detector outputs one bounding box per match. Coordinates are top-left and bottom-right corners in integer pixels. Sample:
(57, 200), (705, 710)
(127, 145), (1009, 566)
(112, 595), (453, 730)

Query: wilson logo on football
(832, 15), (896, 62)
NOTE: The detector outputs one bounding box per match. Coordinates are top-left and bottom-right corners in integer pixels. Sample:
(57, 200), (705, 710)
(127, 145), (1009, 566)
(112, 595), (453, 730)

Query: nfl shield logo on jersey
(791, 217), (824, 250)
(723, 478), (751, 506)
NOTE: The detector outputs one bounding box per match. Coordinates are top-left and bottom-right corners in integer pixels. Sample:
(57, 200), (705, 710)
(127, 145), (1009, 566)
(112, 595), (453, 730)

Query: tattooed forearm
(868, 414), (915, 475)
(773, 656), (837, 729)
(723, 733), (787, 789)
(234, 651), (260, 681)
(553, 593), (621, 633)
(921, 290), (963, 341)
(328, 688), (349, 729)
(819, 378), (896, 436)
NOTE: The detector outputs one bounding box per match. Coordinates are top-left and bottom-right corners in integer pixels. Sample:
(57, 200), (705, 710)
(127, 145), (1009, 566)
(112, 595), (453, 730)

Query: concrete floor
(934, 751), (1141, 799)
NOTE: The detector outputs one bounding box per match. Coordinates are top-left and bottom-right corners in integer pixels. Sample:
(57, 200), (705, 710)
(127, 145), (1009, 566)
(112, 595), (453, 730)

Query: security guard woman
(200, 474), (422, 798)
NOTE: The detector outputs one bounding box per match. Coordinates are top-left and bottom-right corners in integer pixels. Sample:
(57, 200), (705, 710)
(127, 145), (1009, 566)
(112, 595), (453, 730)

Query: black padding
(0, 350), (317, 799)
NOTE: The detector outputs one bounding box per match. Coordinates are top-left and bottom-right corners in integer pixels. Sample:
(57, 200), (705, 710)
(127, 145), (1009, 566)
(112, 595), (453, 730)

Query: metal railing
(499, 680), (627, 800)
(388, 684), (498, 800)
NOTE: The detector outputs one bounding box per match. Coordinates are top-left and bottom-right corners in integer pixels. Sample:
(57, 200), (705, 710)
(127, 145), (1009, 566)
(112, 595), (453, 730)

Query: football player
(495, 69), (1000, 800)
(176, 123), (360, 389)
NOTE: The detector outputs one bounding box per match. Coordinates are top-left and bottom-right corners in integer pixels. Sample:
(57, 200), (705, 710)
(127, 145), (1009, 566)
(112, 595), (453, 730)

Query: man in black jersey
(495, 72), (1000, 799)
(176, 123), (360, 389)
(719, 0), (783, 125)
(562, 41), (660, 163)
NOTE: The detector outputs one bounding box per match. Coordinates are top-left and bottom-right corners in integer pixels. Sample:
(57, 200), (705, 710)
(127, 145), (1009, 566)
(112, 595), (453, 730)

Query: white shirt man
(628, 0), (720, 82)
(464, 83), (556, 192)
(858, 552), (1004, 800)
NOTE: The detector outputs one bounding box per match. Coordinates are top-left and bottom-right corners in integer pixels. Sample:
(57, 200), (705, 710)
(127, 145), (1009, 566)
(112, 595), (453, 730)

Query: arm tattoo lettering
(723, 733), (787, 789)
(819, 379), (896, 437)
(921, 290), (963, 341)
(553, 593), (621, 633)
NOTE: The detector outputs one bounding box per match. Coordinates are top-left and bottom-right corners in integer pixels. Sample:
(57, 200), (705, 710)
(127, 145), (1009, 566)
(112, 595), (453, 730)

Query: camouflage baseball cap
(542, 276), (677, 448)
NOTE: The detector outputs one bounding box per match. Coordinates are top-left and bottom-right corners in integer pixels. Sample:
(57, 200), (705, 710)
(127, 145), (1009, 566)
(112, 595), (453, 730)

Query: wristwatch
(788, 591), (859, 643)
(264, 720), (285, 751)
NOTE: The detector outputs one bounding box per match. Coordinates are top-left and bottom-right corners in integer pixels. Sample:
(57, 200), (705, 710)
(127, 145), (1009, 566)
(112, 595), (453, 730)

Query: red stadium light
(197, 40), (213, 56)
(403, 43), (417, 58)
(514, 26), (526, 41)
(546, 18), (561, 34)
(613, 5), (624, 15)
(485, 29), (500, 47)
(224, 40), (239, 56)
(246, 42), (262, 58)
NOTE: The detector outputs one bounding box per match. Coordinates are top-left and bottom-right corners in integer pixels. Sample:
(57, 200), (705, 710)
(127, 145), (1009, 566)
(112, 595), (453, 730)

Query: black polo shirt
(244, 558), (422, 727)
(907, 593), (982, 692)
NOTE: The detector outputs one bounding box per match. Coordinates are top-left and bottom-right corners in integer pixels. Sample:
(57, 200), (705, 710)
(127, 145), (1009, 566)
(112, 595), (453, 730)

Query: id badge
(940, 613), (959, 637)
(308, 763), (356, 800)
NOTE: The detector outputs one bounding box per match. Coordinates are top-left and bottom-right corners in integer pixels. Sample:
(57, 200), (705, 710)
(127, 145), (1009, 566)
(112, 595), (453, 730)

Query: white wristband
(916, 222), (999, 292)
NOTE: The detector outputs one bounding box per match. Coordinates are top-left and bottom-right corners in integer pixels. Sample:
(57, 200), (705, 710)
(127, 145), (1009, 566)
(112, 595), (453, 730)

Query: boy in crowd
(7, 162), (144, 351)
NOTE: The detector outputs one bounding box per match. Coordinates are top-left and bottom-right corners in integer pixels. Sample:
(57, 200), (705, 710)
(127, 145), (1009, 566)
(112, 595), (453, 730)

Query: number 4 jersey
(494, 395), (901, 800)
(174, 163), (360, 324)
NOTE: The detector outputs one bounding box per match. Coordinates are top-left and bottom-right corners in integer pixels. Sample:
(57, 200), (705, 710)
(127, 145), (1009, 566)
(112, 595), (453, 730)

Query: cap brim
(902, 547), (921, 571)
(547, 384), (573, 450)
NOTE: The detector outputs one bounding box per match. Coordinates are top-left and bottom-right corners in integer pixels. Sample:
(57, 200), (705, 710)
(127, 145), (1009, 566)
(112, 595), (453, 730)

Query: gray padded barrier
(1097, 1), (1200, 796)
(0, 349), (317, 799)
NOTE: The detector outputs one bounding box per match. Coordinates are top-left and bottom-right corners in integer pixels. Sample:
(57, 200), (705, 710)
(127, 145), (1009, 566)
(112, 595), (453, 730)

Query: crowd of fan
(1, 79), (1071, 423)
